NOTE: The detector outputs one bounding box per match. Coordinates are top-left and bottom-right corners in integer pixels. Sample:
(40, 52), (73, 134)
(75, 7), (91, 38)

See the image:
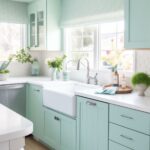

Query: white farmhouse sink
(43, 81), (98, 117)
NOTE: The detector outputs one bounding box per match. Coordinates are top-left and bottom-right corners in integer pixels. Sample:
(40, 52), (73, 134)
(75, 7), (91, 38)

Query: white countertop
(0, 77), (150, 113)
(0, 77), (51, 86)
(76, 89), (150, 113)
(0, 104), (33, 142)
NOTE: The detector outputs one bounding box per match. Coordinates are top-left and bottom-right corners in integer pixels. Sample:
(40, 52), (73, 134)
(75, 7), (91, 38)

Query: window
(65, 25), (98, 69)
(64, 21), (134, 72)
(0, 23), (26, 61)
(100, 21), (134, 71)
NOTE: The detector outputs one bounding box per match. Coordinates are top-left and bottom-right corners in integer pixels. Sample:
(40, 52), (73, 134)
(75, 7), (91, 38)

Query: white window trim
(63, 21), (136, 76)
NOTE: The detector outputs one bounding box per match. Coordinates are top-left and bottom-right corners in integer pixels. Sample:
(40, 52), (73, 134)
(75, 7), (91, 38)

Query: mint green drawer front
(110, 104), (150, 135)
(109, 141), (131, 150)
(109, 123), (150, 150)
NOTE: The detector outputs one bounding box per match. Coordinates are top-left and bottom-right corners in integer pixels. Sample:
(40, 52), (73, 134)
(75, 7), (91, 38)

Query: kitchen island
(0, 104), (33, 150)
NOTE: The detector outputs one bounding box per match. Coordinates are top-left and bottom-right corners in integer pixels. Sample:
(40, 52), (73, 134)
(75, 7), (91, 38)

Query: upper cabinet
(124, 0), (150, 49)
(28, 0), (61, 51)
(28, 0), (46, 50)
(46, 0), (61, 51)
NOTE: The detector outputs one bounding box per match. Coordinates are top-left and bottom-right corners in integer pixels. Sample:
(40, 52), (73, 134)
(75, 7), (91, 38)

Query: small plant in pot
(131, 72), (150, 96)
(0, 48), (33, 81)
(46, 55), (66, 80)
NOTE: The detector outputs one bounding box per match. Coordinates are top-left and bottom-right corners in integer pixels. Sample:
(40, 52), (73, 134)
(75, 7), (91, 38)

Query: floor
(25, 136), (51, 150)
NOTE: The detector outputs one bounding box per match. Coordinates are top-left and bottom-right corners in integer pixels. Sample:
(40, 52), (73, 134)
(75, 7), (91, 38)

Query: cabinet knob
(34, 89), (40, 92)
(86, 101), (97, 106)
(54, 116), (60, 121)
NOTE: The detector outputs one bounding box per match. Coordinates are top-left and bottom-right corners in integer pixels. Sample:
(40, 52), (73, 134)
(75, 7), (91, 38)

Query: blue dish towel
(95, 86), (118, 95)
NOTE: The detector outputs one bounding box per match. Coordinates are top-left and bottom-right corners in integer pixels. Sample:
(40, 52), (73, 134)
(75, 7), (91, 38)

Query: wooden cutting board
(104, 84), (132, 94)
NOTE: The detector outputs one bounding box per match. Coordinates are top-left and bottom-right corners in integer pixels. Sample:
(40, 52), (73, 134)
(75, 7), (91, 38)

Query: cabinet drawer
(109, 141), (131, 150)
(110, 104), (150, 135)
(109, 123), (150, 150)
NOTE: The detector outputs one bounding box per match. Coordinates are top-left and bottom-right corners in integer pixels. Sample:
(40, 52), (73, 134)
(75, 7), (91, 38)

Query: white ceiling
(11, 0), (33, 3)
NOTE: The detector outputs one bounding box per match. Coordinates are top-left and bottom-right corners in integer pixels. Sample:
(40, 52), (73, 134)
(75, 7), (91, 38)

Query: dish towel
(95, 86), (118, 95)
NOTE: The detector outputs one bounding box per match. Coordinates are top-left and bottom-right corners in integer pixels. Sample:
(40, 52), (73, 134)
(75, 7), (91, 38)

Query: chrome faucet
(88, 73), (98, 85)
(77, 58), (98, 85)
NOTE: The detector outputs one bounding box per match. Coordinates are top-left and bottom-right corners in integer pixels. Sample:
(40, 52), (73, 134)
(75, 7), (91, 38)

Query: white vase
(51, 68), (57, 80)
(135, 84), (148, 96)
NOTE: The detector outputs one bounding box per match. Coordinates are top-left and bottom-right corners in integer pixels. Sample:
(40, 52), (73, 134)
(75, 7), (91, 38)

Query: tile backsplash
(135, 50), (150, 74)
(8, 51), (63, 77)
(8, 50), (150, 85)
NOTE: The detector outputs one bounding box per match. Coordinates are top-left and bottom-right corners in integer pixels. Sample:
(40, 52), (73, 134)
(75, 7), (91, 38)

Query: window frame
(0, 23), (27, 61)
(63, 21), (136, 75)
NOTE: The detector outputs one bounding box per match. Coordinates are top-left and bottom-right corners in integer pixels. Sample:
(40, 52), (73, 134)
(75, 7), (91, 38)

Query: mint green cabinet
(109, 141), (131, 150)
(44, 108), (61, 150)
(44, 108), (76, 150)
(110, 104), (150, 135)
(46, 0), (61, 51)
(61, 115), (76, 150)
(109, 104), (150, 150)
(28, 0), (46, 50)
(77, 96), (108, 150)
(26, 84), (44, 139)
(124, 0), (150, 48)
(109, 123), (150, 150)
(28, 0), (61, 51)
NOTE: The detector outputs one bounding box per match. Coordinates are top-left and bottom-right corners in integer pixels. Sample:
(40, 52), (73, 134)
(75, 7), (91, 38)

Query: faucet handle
(94, 73), (98, 85)
(88, 73), (98, 85)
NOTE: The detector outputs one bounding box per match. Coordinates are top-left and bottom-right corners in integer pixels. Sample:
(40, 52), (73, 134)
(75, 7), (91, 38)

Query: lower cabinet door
(109, 141), (131, 150)
(44, 108), (77, 150)
(60, 115), (76, 150)
(26, 84), (44, 139)
(44, 108), (61, 150)
(109, 123), (150, 150)
(77, 96), (108, 150)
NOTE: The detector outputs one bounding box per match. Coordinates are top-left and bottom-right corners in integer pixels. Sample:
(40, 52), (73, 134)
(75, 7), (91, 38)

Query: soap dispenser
(31, 58), (40, 76)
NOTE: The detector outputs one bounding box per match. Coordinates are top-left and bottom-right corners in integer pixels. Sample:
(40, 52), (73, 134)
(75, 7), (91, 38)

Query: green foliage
(0, 69), (9, 74)
(47, 55), (66, 71)
(132, 72), (150, 86)
(14, 48), (33, 64)
(0, 48), (33, 74)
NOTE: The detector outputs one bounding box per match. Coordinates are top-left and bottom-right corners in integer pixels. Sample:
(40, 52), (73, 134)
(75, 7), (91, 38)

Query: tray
(104, 84), (132, 94)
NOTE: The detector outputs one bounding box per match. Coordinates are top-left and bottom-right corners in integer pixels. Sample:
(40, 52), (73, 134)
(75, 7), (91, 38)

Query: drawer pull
(86, 101), (97, 106)
(34, 89), (40, 92)
(120, 134), (133, 141)
(54, 116), (60, 121)
(121, 114), (134, 120)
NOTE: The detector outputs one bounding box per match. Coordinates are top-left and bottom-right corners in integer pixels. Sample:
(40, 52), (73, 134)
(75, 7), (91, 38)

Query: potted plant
(0, 48), (33, 81)
(46, 55), (66, 80)
(131, 72), (150, 96)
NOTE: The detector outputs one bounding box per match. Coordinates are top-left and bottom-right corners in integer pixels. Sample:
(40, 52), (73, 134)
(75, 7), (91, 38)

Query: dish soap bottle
(112, 68), (119, 87)
(120, 74), (126, 89)
(31, 59), (40, 76)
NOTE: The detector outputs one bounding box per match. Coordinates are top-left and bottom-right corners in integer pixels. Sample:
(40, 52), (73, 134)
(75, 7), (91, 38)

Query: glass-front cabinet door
(30, 13), (36, 47)
(28, 0), (46, 50)
(37, 11), (45, 48)
(29, 11), (45, 49)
